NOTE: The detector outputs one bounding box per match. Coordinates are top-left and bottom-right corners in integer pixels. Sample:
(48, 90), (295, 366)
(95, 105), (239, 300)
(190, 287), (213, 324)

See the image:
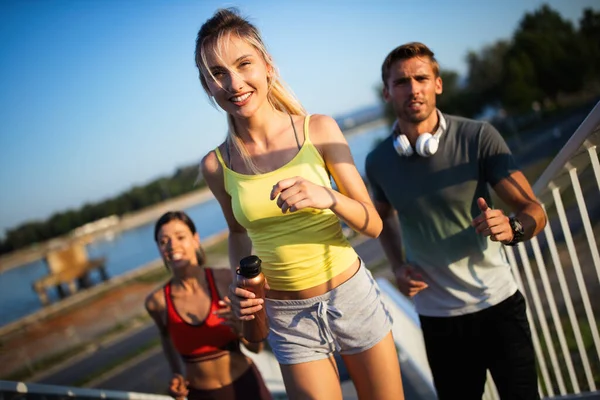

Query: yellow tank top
(215, 115), (358, 291)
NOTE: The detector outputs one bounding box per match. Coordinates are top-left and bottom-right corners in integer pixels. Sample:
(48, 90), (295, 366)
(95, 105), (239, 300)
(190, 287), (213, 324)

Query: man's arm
(474, 122), (547, 244)
(374, 200), (405, 269)
(493, 170), (547, 240)
(473, 171), (547, 244)
(365, 148), (428, 296)
(374, 199), (428, 297)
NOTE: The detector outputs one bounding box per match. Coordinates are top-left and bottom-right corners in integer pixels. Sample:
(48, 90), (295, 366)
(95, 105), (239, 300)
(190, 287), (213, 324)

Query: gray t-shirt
(365, 113), (519, 317)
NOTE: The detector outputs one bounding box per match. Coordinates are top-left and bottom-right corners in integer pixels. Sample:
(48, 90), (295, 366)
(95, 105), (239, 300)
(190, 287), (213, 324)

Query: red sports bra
(164, 268), (239, 361)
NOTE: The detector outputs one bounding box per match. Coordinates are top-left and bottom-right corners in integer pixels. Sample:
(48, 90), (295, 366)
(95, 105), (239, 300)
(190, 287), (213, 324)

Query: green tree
(48, 211), (80, 237)
(437, 70), (480, 118)
(4, 222), (47, 250)
(504, 4), (584, 109)
(579, 8), (600, 83)
(501, 50), (543, 112)
(464, 41), (509, 112)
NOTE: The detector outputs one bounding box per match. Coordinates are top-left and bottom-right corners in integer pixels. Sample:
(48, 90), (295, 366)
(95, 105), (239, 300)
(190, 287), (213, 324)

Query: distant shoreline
(0, 186), (215, 274)
(344, 117), (387, 138)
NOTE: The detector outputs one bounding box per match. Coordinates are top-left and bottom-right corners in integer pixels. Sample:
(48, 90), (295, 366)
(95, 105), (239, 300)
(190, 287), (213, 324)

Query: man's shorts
(265, 259), (393, 365)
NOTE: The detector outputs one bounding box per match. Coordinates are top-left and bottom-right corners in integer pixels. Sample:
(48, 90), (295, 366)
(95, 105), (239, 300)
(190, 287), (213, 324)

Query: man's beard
(396, 104), (432, 124)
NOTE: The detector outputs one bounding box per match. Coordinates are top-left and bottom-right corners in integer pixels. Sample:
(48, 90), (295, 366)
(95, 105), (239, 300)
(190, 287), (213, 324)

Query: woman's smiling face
(156, 219), (200, 269)
(201, 35), (271, 119)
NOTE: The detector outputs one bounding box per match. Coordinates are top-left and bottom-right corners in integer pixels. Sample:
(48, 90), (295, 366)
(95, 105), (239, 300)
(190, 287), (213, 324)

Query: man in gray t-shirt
(366, 42), (547, 399)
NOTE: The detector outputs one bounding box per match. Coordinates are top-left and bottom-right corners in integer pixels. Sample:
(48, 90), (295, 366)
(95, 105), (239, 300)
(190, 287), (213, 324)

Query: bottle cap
(239, 255), (262, 278)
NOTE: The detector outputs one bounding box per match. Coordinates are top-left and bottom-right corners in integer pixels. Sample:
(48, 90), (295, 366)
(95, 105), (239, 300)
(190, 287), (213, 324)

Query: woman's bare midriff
(266, 257), (361, 300)
(185, 350), (251, 389)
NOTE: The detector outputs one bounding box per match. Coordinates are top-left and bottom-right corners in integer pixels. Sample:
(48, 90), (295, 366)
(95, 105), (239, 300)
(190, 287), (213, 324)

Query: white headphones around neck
(392, 109), (447, 157)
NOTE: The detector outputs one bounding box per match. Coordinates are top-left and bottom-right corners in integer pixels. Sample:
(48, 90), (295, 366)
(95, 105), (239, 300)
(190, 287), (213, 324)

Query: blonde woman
(197, 8), (405, 400)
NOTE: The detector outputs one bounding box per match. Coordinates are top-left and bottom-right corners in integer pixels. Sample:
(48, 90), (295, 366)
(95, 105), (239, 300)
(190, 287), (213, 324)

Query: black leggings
(187, 363), (272, 400)
(419, 290), (539, 400)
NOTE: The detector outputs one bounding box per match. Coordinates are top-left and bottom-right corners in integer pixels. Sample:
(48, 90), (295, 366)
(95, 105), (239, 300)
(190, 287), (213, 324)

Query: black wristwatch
(506, 216), (525, 246)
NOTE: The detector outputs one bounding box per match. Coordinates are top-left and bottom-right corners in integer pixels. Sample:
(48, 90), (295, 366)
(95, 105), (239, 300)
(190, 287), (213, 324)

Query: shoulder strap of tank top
(303, 115), (312, 144)
(220, 137), (235, 171)
(163, 281), (171, 304)
(204, 268), (221, 301)
(214, 147), (226, 169)
(226, 137), (232, 164)
(290, 114), (301, 150)
(163, 282), (176, 325)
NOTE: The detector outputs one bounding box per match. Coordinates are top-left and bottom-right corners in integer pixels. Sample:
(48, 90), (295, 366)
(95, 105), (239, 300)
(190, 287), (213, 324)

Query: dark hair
(154, 211), (206, 266)
(381, 42), (440, 87)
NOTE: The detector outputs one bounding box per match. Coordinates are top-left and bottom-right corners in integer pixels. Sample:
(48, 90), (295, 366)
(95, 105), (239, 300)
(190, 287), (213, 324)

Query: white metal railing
(503, 100), (600, 399)
(0, 380), (172, 399)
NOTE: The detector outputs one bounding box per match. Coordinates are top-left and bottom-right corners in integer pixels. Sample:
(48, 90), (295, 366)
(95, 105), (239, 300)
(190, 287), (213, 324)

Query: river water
(0, 124), (389, 327)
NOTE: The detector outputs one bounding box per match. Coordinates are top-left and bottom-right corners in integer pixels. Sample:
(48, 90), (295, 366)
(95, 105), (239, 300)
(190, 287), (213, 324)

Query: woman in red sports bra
(145, 211), (272, 400)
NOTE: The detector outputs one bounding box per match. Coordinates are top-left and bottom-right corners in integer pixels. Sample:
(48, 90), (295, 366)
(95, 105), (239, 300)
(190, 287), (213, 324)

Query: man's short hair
(381, 42), (440, 86)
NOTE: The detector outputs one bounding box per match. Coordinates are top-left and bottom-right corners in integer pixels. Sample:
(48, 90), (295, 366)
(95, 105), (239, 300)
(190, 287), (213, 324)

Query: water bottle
(236, 255), (269, 343)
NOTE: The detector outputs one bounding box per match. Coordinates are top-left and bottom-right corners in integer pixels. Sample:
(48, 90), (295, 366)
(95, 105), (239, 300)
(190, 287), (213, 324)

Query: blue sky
(0, 0), (597, 236)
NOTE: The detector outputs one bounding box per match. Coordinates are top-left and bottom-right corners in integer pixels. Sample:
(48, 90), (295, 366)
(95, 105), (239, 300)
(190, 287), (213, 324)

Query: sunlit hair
(154, 211), (206, 267)
(381, 42), (440, 87)
(194, 8), (306, 174)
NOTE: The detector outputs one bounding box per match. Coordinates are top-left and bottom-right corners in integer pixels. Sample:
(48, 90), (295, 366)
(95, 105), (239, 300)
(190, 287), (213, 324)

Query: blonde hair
(381, 42), (440, 86)
(195, 8), (306, 173)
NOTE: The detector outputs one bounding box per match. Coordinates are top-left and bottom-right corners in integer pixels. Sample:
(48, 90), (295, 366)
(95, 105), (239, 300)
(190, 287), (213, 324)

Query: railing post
(518, 241), (566, 394)
(551, 183), (599, 391)
(529, 234), (580, 393)
(504, 245), (553, 398)
(567, 163), (600, 286)
(587, 145), (600, 190)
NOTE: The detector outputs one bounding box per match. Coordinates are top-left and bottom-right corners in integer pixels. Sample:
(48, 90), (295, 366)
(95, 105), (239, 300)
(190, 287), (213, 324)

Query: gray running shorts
(265, 260), (393, 365)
